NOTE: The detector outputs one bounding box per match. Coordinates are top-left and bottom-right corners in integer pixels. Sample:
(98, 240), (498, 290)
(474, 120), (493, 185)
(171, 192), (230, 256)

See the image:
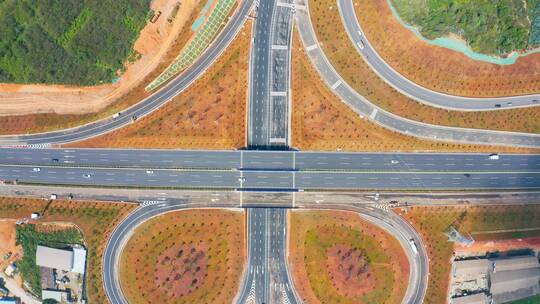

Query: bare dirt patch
(356, 0), (540, 98)
(0, 220), (22, 270)
(154, 243), (208, 297)
(67, 19), (251, 149)
(455, 236), (540, 256)
(291, 31), (539, 153)
(309, 0), (540, 134)
(289, 210), (408, 304)
(119, 209), (245, 304)
(326, 245), (375, 298)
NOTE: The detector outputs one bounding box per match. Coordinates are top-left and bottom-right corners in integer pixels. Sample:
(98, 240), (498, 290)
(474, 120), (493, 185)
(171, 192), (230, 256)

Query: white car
(83, 174), (92, 179)
(488, 154), (500, 160)
(146, 170), (154, 175)
(391, 160), (399, 164)
(32, 167), (41, 172)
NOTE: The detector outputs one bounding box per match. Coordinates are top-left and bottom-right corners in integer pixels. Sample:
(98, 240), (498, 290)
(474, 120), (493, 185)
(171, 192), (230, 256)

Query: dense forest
(0, 0), (152, 85)
(391, 0), (540, 55)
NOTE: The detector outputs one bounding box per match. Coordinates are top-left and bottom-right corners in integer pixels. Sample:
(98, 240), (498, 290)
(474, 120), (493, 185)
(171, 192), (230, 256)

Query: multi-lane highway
(248, 0), (294, 147)
(0, 0), (254, 147)
(236, 208), (298, 304)
(294, 0), (540, 148)
(338, 0), (540, 111)
(248, 0), (276, 147)
(1, 149), (540, 190)
(2, 149), (539, 172)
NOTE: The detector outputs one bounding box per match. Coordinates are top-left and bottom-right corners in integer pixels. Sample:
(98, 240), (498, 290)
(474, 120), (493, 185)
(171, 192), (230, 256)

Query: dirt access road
(0, 0), (197, 116)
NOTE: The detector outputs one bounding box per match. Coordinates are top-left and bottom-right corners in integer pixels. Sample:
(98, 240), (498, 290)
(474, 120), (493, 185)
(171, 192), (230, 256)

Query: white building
(36, 245), (86, 274)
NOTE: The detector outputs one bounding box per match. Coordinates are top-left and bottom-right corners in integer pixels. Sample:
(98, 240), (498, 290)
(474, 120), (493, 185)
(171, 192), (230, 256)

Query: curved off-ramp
(338, 0), (540, 111)
(0, 0), (254, 147)
(294, 0), (540, 148)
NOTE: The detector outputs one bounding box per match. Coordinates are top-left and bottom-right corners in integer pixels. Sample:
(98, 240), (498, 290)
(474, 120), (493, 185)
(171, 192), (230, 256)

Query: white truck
(409, 239), (418, 255)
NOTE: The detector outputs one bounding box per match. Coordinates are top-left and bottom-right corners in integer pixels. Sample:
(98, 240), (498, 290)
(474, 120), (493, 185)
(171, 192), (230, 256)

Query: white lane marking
(370, 108), (378, 119)
(306, 44), (318, 51)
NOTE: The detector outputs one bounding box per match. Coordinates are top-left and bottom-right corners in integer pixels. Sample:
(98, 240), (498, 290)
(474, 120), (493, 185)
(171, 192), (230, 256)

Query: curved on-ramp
(0, 0), (254, 147)
(294, 0), (540, 148)
(338, 0), (540, 111)
(103, 202), (427, 304)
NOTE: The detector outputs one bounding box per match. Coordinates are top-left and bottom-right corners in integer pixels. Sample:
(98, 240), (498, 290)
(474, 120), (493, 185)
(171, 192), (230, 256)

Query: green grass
(390, 0), (539, 55)
(15, 224), (83, 296)
(0, 0), (151, 85)
(509, 293), (540, 304)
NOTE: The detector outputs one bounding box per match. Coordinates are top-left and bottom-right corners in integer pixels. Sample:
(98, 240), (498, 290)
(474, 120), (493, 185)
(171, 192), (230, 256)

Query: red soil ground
(455, 236), (540, 256)
(326, 245), (375, 298)
(154, 243), (208, 297)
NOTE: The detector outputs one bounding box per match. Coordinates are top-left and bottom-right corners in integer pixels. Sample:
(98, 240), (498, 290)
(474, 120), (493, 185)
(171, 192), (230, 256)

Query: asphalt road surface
(2, 164), (540, 190)
(0, 0), (254, 147)
(248, 0), (276, 147)
(248, 0), (293, 148)
(1, 148), (539, 172)
(294, 0), (540, 148)
(338, 0), (540, 111)
(235, 208), (299, 304)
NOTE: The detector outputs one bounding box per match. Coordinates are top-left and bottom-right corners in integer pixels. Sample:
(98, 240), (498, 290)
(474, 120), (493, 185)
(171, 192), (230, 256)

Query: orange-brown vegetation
(0, 0), (208, 135)
(68, 20), (251, 149)
(291, 32), (539, 153)
(356, 0), (540, 98)
(288, 210), (408, 304)
(400, 204), (540, 304)
(309, 0), (540, 134)
(0, 196), (136, 304)
(119, 209), (245, 304)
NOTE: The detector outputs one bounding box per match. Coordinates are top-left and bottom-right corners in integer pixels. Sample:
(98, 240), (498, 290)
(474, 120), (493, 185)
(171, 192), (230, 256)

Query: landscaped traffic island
(119, 209), (245, 304)
(288, 210), (409, 304)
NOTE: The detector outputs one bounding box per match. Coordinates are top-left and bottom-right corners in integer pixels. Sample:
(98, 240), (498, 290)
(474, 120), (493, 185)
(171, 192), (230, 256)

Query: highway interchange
(0, 0), (540, 303)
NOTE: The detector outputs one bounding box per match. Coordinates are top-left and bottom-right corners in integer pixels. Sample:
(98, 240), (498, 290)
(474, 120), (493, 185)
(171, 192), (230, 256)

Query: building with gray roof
(36, 246), (73, 272)
(451, 293), (489, 304)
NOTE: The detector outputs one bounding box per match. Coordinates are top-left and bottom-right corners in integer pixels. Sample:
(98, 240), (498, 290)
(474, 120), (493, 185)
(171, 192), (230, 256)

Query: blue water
(385, 0), (540, 65)
(191, 0), (217, 31)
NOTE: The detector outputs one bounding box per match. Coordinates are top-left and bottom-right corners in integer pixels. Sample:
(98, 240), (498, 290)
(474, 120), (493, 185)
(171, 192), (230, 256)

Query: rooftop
(451, 293), (489, 304)
(36, 245), (73, 272)
(453, 259), (490, 277)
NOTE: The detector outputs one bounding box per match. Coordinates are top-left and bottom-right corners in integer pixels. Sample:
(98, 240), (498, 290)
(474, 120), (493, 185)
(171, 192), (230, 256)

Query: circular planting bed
(119, 209), (245, 304)
(289, 210), (409, 304)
